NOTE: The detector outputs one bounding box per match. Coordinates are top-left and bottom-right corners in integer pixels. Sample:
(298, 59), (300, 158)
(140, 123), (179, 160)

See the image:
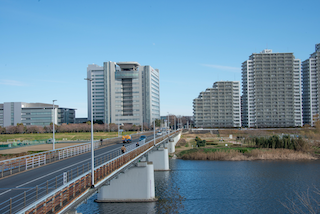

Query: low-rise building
(0, 102), (76, 127)
(75, 118), (88, 124)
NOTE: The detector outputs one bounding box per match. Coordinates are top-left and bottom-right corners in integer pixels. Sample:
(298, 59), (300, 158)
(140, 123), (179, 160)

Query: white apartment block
(87, 61), (160, 126)
(241, 49), (303, 128)
(193, 81), (241, 128)
(0, 102), (75, 127)
(302, 43), (320, 126)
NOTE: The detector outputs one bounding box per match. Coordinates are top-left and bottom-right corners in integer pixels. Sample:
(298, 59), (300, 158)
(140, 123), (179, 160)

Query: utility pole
(84, 76), (95, 188)
(52, 100), (57, 150)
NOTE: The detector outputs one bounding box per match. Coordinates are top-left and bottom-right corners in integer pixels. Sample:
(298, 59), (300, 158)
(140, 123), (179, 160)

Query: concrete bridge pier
(168, 133), (181, 153)
(167, 138), (175, 153)
(142, 147), (169, 171)
(65, 209), (82, 214)
(96, 161), (156, 202)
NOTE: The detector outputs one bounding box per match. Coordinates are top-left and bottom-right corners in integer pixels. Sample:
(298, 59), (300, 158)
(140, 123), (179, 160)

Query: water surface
(77, 159), (320, 213)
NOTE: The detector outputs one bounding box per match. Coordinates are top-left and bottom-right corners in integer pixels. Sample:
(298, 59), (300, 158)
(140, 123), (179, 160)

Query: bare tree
(123, 124), (133, 132)
(109, 123), (118, 132)
(82, 123), (91, 132)
(26, 125), (40, 134)
(36, 126), (45, 133)
(6, 126), (17, 134)
(93, 124), (104, 132)
(143, 123), (150, 131)
(281, 187), (320, 214)
(16, 125), (24, 134)
(132, 125), (139, 131)
(59, 123), (69, 133)
(0, 126), (5, 134)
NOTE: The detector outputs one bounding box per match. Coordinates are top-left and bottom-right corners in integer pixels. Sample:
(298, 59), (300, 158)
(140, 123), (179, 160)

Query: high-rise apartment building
(87, 61), (160, 126)
(193, 81), (241, 128)
(302, 43), (320, 126)
(0, 102), (75, 127)
(241, 49), (302, 128)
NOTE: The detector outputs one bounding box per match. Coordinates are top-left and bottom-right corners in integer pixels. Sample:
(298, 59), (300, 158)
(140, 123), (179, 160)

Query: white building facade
(0, 102), (75, 127)
(87, 61), (160, 126)
(302, 43), (320, 126)
(193, 81), (241, 128)
(241, 49), (303, 128)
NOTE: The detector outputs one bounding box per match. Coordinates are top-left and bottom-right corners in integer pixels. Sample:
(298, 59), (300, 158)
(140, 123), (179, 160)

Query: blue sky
(1, 0), (319, 118)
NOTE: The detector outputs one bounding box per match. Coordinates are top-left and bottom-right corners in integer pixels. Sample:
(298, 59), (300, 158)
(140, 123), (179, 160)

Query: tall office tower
(193, 81), (241, 128)
(87, 61), (160, 126)
(302, 43), (320, 126)
(241, 49), (302, 128)
(0, 102), (75, 127)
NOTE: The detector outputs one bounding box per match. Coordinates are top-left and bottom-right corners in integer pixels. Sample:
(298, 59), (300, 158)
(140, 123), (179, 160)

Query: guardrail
(0, 141), (93, 178)
(3, 130), (180, 214)
(0, 132), (149, 178)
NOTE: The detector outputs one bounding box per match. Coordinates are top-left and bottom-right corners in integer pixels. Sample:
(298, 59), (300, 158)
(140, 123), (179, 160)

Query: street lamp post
(52, 100), (57, 150)
(85, 77), (95, 188)
(167, 112), (169, 138)
(153, 120), (155, 146)
(118, 116), (120, 137)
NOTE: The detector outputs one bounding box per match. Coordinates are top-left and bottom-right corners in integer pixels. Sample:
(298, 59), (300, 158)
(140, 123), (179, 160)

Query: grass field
(0, 131), (137, 142)
(175, 131), (318, 160)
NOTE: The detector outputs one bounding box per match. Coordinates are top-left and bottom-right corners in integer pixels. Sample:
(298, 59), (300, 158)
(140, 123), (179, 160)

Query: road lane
(0, 133), (155, 205)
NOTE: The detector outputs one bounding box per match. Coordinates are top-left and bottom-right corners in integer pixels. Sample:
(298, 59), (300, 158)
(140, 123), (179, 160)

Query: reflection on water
(77, 159), (320, 214)
(77, 196), (156, 214)
(154, 170), (185, 213)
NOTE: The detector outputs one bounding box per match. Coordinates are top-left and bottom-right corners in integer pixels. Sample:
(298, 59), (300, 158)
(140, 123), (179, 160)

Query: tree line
(0, 123), (149, 134)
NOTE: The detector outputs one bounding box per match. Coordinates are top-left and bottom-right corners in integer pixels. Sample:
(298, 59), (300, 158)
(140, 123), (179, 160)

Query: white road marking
(0, 189), (11, 196)
(16, 146), (121, 188)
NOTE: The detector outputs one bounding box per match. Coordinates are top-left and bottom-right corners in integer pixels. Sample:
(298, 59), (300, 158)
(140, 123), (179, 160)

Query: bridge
(0, 130), (182, 214)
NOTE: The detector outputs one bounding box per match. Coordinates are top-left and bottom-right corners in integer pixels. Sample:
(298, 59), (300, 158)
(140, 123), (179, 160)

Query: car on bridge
(139, 135), (147, 141)
(157, 131), (162, 136)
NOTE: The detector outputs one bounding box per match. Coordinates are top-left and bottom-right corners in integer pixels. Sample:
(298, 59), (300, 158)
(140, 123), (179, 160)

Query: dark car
(139, 135), (147, 141)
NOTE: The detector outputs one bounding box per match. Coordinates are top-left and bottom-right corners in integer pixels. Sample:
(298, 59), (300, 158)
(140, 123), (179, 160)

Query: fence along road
(0, 132), (155, 213)
(0, 132), (150, 178)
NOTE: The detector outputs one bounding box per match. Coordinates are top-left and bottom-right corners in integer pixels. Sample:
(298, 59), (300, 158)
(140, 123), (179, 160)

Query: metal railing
(4, 130), (180, 214)
(0, 132), (149, 178)
(0, 142), (93, 178)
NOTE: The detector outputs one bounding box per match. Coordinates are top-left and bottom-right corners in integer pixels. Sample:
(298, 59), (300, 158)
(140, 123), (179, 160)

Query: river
(77, 159), (320, 213)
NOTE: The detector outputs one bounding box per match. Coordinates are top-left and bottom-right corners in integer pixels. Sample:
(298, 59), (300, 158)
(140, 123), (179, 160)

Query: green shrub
(206, 142), (218, 145)
(253, 135), (309, 152)
(196, 138), (206, 147)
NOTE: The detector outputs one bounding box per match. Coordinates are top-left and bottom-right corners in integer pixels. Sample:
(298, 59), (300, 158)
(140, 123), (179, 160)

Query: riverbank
(176, 148), (317, 161)
(175, 131), (319, 161)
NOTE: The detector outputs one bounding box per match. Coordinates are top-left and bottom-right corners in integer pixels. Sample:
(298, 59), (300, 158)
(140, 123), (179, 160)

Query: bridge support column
(168, 133), (181, 153)
(65, 209), (82, 214)
(143, 148), (169, 171)
(168, 140), (175, 153)
(96, 161), (156, 202)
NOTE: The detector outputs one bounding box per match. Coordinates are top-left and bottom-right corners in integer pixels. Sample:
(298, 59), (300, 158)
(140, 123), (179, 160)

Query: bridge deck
(0, 131), (180, 214)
